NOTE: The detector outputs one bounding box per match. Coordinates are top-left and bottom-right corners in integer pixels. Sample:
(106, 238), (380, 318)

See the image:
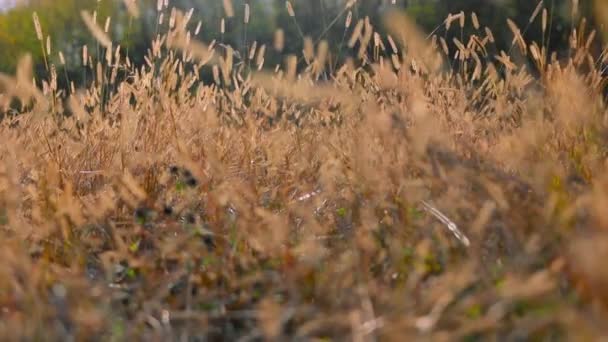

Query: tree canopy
(0, 0), (598, 81)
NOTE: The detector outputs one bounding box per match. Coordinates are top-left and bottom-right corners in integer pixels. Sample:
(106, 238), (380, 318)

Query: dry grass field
(0, 1), (608, 340)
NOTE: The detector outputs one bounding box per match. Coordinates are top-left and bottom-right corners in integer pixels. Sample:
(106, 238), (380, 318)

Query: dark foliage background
(0, 0), (598, 85)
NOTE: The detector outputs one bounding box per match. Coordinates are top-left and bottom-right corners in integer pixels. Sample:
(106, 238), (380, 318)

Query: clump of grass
(0, 1), (607, 340)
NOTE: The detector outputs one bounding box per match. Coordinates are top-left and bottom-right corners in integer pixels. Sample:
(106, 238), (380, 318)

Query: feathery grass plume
(81, 10), (112, 49)
(46, 36), (51, 55)
(256, 44), (266, 69)
(285, 54), (297, 82)
(383, 10), (443, 73)
(82, 45), (88, 66)
(596, 0), (608, 40)
(169, 7), (176, 28)
(387, 35), (398, 53)
(345, 10), (352, 28)
(348, 19), (364, 48)
(485, 27), (495, 43)
(471, 12), (480, 30)
(571, 0), (579, 19)
(114, 44), (121, 62)
(244, 3), (250, 24)
(459, 10), (465, 28)
(439, 36), (449, 55)
(122, 0), (140, 18)
(314, 40), (329, 78)
(530, 0), (544, 23)
(212, 64), (220, 84)
(223, 0), (235, 18)
(104, 17), (111, 33)
(183, 8), (194, 29)
(274, 29), (285, 52)
(507, 18), (527, 54)
(303, 37), (314, 64)
(375, 34), (387, 55)
(32, 12), (43, 40)
(68, 94), (89, 123)
(248, 40), (257, 60)
(390, 53), (401, 69)
(357, 17), (373, 59)
(50, 64), (57, 91)
(286, 1), (295, 17)
(220, 45), (234, 85)
(167, 10), (215, 65)
(446, 12), (464, 31)
(32, 12), (49, 71)
(530, 43), (541, 63)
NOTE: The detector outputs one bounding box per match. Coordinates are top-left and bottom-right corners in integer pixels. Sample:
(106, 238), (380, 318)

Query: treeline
(0, 0), (597, 84)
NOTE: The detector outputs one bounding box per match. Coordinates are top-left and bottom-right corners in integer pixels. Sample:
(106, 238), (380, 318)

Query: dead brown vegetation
(0, 1), (607, 340)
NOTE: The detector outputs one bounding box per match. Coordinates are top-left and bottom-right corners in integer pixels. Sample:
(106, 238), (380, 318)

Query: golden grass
(0, 3), (607, 340)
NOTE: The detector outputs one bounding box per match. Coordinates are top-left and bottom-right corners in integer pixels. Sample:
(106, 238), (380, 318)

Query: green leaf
(129, 239), (140, 253)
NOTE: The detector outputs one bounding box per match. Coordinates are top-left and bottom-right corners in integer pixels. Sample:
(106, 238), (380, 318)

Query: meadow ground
(0, 2), (608, 340)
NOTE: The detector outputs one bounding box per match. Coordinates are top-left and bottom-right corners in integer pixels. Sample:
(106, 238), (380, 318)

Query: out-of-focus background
(0, 0), (597, 82)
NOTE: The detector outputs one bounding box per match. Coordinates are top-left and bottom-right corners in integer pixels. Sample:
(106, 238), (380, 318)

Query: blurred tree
(0, 0), (116, 72)
(0, 0), (599, 84)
